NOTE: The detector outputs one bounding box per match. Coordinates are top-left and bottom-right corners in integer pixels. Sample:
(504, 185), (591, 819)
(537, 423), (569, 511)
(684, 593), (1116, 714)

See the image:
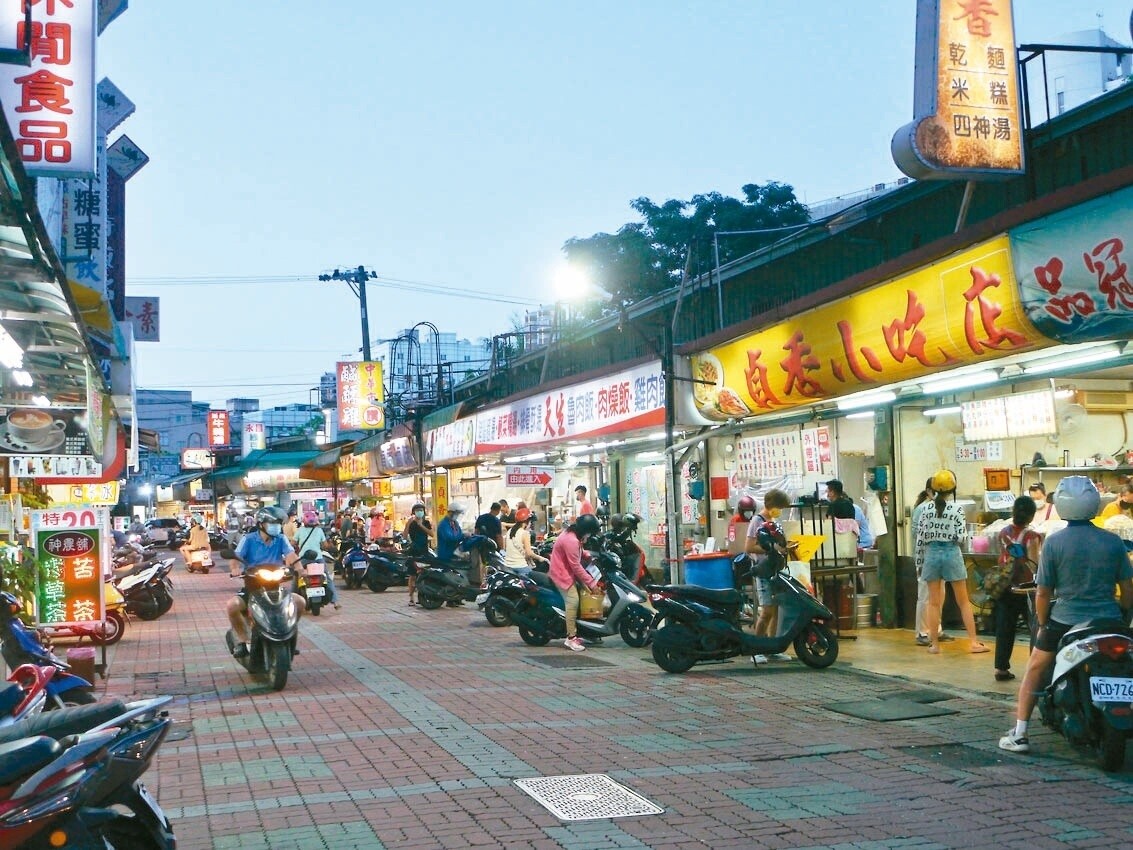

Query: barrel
(855, 593), (878, 628)
(683, 553), (735, 589)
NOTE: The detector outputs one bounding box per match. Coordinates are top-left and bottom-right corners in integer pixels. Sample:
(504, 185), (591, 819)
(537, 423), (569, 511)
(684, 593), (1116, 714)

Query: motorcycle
(477, 565), (531, 627)
(647, 523), (839, 673)
(0, 610), (95, 708)
(116, 562), (174, 621)
(185, 546), (214, 574)
(361, 545), (412, 592)
(509, 549), (655, 647)
(295, 556), (329, 616)
(0, 695), (175, 849)
(1029, 592), (1133, 771)
(224, 561), (300, 690)
(412, 552), (477, 610)
(603, 513), (651, 587)
(0, 665), (55, 725)
(339, 538), (373, 590)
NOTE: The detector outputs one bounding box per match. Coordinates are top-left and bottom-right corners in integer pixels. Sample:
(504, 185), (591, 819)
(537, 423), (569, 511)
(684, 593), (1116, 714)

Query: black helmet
(1, 591), (21, 618)
(574, 514), (601, 538)
(255, 506), (288, 527)
(610, 513), (641, 534)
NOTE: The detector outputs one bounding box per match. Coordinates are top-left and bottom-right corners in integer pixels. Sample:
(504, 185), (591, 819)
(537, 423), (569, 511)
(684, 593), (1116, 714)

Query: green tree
(562, 181), (810, 303)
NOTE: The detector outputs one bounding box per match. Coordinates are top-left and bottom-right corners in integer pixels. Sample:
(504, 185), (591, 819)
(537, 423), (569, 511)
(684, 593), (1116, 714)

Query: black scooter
(223, 559), (300, 691)
(647, 522), (839, 673)
(477, 565), (531, 627)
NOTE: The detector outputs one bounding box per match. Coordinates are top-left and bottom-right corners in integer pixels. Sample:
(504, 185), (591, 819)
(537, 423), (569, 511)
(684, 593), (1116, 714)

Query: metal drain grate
(515, 773), (663, 821)
(524, 655), (615, 669)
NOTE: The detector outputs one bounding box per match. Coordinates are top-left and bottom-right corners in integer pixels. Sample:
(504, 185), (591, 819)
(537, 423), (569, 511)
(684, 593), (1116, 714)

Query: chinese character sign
(31, 508), (104, 627)
(0, 0), (98, 177)
(242, 422), (265, 456)
(424, 418), (475, 463)
(1012, 185), (1133, 344)
(124, 296), (159, 341)
(61, 134), (107, 295)
(690, 237), (1049, 421)
(337, 361), (385, 431)
(207, 410), (229, 446)
(892, 0), (1023, 179)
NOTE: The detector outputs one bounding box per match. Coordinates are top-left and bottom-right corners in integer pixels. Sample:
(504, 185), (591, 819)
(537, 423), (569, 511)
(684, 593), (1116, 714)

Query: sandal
(995, 670), (1015, 681)
(407, 599), (416, 606)
(927, 645), (940, 655)
(969, 643), (990, 654)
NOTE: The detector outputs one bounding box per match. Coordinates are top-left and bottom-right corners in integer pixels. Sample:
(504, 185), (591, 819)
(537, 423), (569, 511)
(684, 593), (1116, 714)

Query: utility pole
(319, 265), (378, 361)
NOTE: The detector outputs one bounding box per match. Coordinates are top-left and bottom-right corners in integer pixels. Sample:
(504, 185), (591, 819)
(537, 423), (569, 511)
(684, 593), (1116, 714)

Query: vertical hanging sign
(208, 410), (230, 447)
(337, 361), (385, 431)
(0, 0), (98, 177)
(892, 0), (1023, 180)
(32, 507), (105, 628)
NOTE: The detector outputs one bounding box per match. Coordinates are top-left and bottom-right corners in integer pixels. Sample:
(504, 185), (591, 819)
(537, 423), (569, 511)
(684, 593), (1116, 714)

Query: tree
(562, 181), (810, 304)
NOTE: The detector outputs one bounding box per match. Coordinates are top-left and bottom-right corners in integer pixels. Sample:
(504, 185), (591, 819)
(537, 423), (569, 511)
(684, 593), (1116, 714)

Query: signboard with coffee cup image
(0, 407), (94, 457)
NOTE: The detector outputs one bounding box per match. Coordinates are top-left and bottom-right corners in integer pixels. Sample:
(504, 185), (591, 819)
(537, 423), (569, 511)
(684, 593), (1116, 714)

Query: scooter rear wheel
(518, 625), (551, 646)
(793, 622), (839, 668)
(1100, 721), (1126, 772)
(651, 626), (698, 673)
(484, 597), (512, 627)
(418, 593), (444, 610)
(90, 609), (127, 646)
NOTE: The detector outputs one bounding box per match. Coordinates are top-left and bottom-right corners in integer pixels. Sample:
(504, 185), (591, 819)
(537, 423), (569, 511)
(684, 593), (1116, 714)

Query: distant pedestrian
(745, 489), (795, 664)
(504, 507), (547, 574)
(474, 502), (505, 551)
(404, 502), (434, 606)
(368, 505), (388, 542)
(574, 485), (594, 517)
(549, 514), (602, 652)
(991, 496), (1041, 682)
(911, 478), (949, 647)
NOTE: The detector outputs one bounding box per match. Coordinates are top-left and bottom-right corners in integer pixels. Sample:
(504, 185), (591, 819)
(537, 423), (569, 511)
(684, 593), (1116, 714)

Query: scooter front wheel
(484, 597), (512, 627)
(518, 625), (551, 646)
(266, 642), (290, 691)
(90, 609), (127, 646)
(619, 615), (652, 648)
(418, 593), (444, 610)
(793, 622), (839, 668)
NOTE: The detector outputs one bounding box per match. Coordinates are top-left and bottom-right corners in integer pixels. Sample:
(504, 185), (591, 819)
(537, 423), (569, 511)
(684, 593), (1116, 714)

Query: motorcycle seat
(526, 571), (556, 590)
(646, 583), (744, 606)
(1061, 619), (1133, 645)
(0, 735), (62, 785)
(0, 699), (128, 745)
(0, 681), (23, 716)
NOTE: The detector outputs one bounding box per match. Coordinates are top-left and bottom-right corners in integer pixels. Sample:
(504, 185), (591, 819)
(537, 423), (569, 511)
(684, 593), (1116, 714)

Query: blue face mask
(414, 510), (425, 519)
(264, 523), (283, 537)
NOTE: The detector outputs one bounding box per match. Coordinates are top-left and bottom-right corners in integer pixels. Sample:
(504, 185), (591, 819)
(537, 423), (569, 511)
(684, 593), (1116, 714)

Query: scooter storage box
(684, 553), (734, 589)
(66, 646), (97, 685)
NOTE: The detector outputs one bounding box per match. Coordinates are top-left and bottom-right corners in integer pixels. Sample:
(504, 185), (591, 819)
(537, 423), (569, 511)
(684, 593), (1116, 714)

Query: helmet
(255, 506), (288, 527)
(515, 507), (532, 523)
(610, 512), (641, 534)
(736, 495), (757, 519)
(930, 469), (957, 493)
(1054, 475), (1100, 520)
(302, 510), (319, 527)
(575, 514), (601, 538)
(1, 591), (20, 618)
(411, 502), (426, 512)
(447, 502), (466, 515)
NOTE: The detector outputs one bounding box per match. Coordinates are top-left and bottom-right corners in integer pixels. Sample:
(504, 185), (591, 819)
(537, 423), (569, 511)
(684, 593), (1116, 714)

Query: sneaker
(232, 643), (249, 659)
(564, 637), (586, 652)
(915, 634), (931, 646)
(938, 632), (955, 642)
(752, 654), (769, 665)
(769, 652), (792, 662)
(998, 730), (1030, 753)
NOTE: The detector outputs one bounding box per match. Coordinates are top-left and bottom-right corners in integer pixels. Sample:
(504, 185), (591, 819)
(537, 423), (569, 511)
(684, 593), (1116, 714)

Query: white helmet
(447, 502), (466, 515)
(1053, 475), (1100, 521)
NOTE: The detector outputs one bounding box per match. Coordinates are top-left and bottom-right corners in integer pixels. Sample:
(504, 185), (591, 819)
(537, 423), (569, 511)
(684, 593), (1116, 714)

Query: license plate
(306, 587), (325, 599)
(475, 592), (489, 606)
(1089, 676), (1133, 702)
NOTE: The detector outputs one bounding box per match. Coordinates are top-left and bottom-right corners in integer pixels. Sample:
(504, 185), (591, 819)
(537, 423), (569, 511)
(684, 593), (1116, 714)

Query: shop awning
(157, 470), (208, 487)
(213, 449), (322, 479)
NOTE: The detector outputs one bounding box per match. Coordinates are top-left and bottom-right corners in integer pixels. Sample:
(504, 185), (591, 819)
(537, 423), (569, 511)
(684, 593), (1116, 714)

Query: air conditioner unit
(1076, 390), (1133, 412)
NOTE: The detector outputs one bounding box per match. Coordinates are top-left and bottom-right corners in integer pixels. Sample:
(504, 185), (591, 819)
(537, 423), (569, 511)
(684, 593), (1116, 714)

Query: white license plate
(1089, 676), (1133, 702)
(475, 592), (489, 606)
(306, 587), (326, 599)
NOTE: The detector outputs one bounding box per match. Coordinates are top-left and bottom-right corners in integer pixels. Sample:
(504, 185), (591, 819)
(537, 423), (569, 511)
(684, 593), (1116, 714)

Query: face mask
(414, 510), (425, 519)
(741, 511), (754, 521)
(264, 523), (282, 537)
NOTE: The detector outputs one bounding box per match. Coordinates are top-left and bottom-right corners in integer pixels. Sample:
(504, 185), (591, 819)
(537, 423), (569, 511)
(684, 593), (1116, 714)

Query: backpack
(983, 527), (1036, 599)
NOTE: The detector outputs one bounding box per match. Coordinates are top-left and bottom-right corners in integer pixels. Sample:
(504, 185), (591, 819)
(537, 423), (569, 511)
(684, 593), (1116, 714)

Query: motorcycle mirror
(219, 548), (237, 560)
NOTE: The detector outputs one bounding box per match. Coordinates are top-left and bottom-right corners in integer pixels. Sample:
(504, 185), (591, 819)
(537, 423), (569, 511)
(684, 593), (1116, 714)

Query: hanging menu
(962, 389), (1057, 442)
(736, 431), (803, 480)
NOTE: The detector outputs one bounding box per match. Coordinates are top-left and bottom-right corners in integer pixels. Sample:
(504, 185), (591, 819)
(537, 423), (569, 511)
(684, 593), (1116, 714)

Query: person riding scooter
(292, 510), (339, 610)
(179, 517), (211, 564)
(226, 506), (305, 658)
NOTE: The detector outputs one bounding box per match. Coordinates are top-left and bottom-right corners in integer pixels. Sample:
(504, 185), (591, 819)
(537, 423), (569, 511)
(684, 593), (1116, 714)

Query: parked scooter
(412, 552), (477, 610)
(647, 521), (839, 673)
(509, 549), (655, 647)
(0, 593), (95, 708)
(185, 546), (214, 574)
(1023, 581), (1133, 771)
(0, 665), (54, 725)
(224, 560), (300, 690)
(116, 562), (174, 621)
(43, 580), (128, 646)
(477, 565), (531, 627)
(604, 513), (651, 586)
(0, 695), (176, 848)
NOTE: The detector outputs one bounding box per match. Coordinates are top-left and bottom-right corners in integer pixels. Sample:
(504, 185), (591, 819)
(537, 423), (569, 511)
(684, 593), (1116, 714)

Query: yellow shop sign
(690, 236), (1050, 421)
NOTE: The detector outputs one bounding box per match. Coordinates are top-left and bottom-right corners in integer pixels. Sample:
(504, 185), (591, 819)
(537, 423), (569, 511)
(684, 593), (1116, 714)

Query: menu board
(736, 431), (803, 479)
(962, 390), (1057, 442)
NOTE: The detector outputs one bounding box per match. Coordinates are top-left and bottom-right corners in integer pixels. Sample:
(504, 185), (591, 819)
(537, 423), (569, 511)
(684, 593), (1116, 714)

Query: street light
(137, 483), (153, 519)
(319, 265), (380, 361)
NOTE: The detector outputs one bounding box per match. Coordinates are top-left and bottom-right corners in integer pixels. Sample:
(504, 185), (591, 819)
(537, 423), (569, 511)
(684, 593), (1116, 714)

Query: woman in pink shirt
(549, 514), (602, 652)
(368, 506), (388, 542)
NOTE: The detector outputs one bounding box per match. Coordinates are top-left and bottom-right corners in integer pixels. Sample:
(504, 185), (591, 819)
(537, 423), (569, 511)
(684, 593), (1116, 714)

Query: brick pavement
(81, 559), (1133, 850)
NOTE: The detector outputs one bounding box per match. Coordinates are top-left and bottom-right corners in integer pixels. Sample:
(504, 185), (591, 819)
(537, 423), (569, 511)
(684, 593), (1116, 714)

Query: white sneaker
(564, 637), (586, 652)
(752, 654), (769, 665)
(769, 652), (792, 662)
(998, 730), (1030, 753)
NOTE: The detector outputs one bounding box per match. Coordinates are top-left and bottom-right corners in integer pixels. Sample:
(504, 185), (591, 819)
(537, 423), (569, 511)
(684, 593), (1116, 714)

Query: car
(144, 517), (187, 549)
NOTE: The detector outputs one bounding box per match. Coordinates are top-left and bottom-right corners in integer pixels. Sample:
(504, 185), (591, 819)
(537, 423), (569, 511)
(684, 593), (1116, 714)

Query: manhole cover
(524, 655), (615, 669)
(825, 698), (957, 721)
(905, 742), (1004, 769)
(515, 773), (663, 821)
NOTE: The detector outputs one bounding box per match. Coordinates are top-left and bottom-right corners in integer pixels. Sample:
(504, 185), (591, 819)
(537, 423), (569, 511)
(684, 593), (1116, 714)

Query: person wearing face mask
(1027, 482), (1060, 523)
(549, 513), (603, 652)
(744, 489), (795, 663)
(226, 505), (304, 659)
(404, 502), (434, 606)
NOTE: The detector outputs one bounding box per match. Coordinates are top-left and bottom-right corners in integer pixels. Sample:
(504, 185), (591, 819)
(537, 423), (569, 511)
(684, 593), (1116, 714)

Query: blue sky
(97, 1), (1132, 408)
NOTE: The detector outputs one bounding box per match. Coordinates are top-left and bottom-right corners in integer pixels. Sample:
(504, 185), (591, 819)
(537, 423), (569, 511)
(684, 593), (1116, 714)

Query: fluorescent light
(923, 405), (962, 416)
(32, 394), (50, 407)
(1053, 388), (1074, 399)
(835, 390), (896, 411)
(634, 450), (663, 460)
(0, 325), (23, 369)
(1022, 345), (1121, 375)
(11, 369), (33, 387)
(845, 411), (874, 420)
(918, 370), (998, 394)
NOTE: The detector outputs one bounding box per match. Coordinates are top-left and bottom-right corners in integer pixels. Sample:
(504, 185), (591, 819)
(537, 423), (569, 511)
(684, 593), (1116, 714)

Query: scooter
(224, 563), (300, 691)
(338, 537), (372, 589)
(477, 565), (532, 627)
(0, 609), (95, 708)
(0, 695), (175, 849)
(186, 546), (214, 574)
(646, 522), (839, 673)
(43, 580), (128, 646)
(1032, 597), (1133, 771)
(116, 562), (174, 621)
(509, 549), (655, 647)
(362, 545), (412, 592)
(412, 552), (477, 609)
(296, 556), (329, 616)
(0, 665), (54, 725)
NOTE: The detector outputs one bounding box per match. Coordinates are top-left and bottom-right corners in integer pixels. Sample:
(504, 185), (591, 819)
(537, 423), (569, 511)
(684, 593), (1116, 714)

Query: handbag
(983, 531), (1035, 598)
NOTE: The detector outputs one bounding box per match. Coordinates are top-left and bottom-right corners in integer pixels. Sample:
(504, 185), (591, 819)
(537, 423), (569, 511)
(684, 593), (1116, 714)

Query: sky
(96, 1), (1133, 409)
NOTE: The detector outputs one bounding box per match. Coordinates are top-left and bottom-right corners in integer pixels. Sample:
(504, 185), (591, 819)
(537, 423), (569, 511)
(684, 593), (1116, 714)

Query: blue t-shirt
(1037, 523), (1133, 626)
(235, 532), (294, 568)
(437, 516), (465, 561)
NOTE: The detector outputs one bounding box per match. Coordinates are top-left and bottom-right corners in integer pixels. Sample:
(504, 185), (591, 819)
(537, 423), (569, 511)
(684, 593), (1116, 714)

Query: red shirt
(548, 530), (599, 592)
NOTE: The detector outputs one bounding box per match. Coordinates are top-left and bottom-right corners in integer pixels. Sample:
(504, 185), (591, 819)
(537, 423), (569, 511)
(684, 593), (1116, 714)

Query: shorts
(755, 577), (777, 606)
(921, 542), (966, 582)
(1034, 620), (1072, 653)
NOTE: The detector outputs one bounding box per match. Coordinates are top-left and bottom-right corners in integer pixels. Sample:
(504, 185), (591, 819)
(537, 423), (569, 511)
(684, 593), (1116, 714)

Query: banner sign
(505, 465), (554, 486)
(1, 406), (98, 459)
(378, 436), (416, 473)
(690, 237), (1050, 421)
(241, 421), (265, 456)
(336, 360), (384, 430)
(65, 481), (119, 505)
(474, 360), (665, 452)
(207, 410), (229, 447)
(336, 451), (371, 482)
(0, 0), (97, 177)
(32, 507), (105, 628)
(124, 296), (158, 341)
(181, 448), (213, 470)
(61, 135), (107, 297)
(892, 0), (1023, 180)
(424, 417), (475, 463)
(1011, 185), (1133, 344)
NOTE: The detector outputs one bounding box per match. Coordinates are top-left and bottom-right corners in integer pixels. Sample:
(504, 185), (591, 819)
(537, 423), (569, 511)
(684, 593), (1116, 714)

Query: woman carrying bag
(504, 507), (548, 575)
(988, 496), (1041, 681)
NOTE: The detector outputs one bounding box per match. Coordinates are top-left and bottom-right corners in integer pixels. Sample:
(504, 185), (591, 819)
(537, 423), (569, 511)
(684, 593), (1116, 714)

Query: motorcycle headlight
(254, 567), (289, 583)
